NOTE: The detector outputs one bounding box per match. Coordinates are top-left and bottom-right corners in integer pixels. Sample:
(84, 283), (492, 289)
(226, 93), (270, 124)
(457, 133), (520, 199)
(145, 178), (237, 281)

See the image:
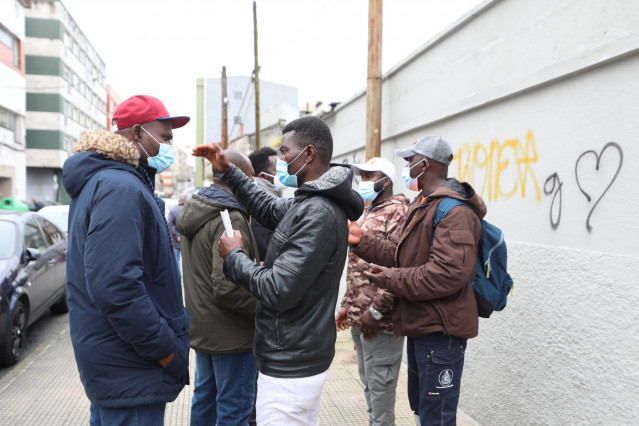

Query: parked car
(38, 205), (70, 234)
(0, 211), (68, 366)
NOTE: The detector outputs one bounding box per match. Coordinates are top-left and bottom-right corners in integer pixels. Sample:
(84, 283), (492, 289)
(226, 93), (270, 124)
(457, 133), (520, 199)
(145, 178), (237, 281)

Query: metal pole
(366, 0), (383, 160)
(221, 66), (228, 149)
(253, 0), (262, 149)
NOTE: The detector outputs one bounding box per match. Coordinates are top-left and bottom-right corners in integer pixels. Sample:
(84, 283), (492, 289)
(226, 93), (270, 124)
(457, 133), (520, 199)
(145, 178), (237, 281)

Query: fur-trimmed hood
(63, 130), (153, 198)
(73, 129), (140, 167)
(296, 163), (364, 221)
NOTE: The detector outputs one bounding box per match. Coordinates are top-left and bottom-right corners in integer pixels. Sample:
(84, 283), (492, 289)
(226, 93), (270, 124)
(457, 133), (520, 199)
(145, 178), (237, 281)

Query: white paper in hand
(220, 209), (234, 238)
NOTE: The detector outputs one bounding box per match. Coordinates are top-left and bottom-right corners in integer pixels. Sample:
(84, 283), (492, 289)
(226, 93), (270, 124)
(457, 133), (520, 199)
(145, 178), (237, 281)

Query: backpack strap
(431, 197), (473, 246)
(433, 197), (469, 226)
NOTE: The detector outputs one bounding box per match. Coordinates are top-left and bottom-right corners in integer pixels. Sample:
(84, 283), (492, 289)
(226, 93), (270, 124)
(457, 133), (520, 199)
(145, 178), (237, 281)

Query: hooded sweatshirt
(176, 184), (259, 354)
(221, 164), (365, 378)
(62, 130), (190, 407)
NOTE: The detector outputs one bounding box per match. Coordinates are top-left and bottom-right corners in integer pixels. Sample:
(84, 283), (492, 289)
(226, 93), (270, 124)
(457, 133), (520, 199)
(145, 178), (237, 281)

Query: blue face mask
(276, 146), (309, 188)
(357, 177), (386, 202)
(139, 126), (176, 173)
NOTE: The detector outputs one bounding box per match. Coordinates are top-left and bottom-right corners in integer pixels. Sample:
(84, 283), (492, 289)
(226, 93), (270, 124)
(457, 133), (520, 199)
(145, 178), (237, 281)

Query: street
(0, 314), (477, 425)
(0, 311), (69, 383)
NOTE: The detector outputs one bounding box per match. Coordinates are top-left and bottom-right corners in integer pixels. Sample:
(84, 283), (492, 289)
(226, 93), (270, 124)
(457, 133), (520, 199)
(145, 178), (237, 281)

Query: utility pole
(195, 78), (205, 188)
(253, 0), (262, 149)
(221, 66), (228, 149)
(366, 0), (383, 160)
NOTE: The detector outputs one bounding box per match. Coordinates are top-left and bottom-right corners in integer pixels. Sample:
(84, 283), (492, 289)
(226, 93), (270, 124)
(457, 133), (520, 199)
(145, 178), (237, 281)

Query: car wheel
(50, 288), (69, 315)
(0, 300), (28, 366)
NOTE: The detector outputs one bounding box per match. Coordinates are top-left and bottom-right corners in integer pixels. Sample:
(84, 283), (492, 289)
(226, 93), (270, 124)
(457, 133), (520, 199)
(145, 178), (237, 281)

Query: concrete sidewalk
(0, 318), (478, 425)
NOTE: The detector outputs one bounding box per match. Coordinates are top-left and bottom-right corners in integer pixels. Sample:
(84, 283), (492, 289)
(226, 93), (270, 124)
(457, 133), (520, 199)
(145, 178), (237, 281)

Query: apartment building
(24, 0), (106, 203)
(0, 0), (30, 199)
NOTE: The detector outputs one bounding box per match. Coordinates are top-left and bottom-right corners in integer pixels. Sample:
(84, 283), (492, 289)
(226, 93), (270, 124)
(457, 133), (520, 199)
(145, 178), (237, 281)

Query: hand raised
(192, 143), (232, 173)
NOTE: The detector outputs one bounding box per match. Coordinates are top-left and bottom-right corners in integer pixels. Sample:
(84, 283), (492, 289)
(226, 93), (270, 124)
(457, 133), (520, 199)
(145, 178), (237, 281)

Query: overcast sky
(60, 0), (483, 147)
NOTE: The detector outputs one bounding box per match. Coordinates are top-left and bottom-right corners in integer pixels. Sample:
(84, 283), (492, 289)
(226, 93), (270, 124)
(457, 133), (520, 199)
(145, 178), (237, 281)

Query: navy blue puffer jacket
(63, 131), (190, 408)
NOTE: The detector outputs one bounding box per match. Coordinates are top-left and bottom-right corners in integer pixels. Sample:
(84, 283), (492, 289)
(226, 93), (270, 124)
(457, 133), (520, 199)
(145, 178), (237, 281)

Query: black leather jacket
(222, 164), (364, 378)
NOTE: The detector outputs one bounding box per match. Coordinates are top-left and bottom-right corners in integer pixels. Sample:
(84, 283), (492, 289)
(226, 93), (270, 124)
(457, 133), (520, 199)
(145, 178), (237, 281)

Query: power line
(306, 0), (332, 26)
(228, 74), (254, 139)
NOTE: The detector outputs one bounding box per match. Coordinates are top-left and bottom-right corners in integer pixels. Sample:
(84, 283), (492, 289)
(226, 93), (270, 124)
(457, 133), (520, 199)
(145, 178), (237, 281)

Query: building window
(13, 38), (19, 67)
(0, 24), (19, 67)
(234, 90), (242, 100)
(0, 25), (13, 47)
(0, 106), (17, 131)
(234, 116), (242, 124)
(64, 134), (75, 153)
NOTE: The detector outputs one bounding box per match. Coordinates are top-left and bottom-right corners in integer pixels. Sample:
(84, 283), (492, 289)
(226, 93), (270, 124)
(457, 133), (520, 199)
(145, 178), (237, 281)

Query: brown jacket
(353, 179), (486, 339)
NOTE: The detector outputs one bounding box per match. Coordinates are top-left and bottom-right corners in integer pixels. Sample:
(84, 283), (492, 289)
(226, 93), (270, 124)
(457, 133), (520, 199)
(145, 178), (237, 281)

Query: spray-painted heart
(574, 142), (623, 232)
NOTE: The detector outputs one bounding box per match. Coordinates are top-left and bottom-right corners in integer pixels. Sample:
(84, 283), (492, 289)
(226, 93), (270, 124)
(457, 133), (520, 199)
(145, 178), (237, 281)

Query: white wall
(326, 0), (639, 424)
(0, 0), (25, 40)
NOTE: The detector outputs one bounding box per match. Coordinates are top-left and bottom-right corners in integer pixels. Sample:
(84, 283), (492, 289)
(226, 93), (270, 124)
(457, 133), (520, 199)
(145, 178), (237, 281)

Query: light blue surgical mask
(357, 177), (386, 202)
(401, 159), (427, 191)
(276, 146), (309, 188)
(139, 126), (176, 173)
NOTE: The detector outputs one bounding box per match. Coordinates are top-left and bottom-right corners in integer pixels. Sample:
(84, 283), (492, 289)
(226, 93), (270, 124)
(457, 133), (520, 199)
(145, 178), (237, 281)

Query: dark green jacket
(176, 184), (259, 354)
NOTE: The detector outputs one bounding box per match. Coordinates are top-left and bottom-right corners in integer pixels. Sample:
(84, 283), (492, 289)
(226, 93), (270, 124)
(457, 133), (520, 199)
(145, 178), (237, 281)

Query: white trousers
(256, 370), (329, 425)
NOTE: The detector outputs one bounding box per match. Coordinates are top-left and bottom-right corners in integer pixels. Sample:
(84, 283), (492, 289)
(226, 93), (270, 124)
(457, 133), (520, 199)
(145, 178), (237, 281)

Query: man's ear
(130, 124), (142, 142)
(382, 177), (392, 188)
(304, 144), (317, 163)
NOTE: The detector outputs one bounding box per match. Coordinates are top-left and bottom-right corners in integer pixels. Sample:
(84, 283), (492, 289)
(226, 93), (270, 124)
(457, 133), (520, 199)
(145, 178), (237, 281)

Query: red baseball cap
(112, 95), (190, 130)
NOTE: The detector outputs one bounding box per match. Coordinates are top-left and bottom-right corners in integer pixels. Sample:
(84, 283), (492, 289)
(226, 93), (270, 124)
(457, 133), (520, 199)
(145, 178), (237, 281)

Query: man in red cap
(63, 95), (191, 424)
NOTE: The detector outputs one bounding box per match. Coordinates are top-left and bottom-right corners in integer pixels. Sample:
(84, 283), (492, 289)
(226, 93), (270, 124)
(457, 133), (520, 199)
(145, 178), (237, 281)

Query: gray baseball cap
(395, 136), (454, 166)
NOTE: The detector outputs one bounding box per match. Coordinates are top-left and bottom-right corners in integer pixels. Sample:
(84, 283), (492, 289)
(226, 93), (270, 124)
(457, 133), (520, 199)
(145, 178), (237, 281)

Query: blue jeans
(89, 402), (165, 425)
(190, 350), (257, 426)
(173, 248), (181, 281)
(407, 334), (467, 426)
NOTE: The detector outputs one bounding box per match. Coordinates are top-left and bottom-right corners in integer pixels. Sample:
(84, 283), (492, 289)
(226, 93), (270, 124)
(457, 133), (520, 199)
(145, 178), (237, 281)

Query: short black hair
(248, 147), (278, 176)
(213, 149), (254, 178)
(282, 116), (333, 164)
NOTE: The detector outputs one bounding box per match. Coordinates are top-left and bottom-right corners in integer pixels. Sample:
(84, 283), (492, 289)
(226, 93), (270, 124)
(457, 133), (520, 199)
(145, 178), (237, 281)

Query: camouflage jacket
(341, 194), (409, 333)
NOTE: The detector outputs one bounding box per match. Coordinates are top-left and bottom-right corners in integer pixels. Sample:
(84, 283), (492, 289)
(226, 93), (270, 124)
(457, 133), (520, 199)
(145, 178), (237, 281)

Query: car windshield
(39, 211), (68, 232)
(0, 220), (17, 259)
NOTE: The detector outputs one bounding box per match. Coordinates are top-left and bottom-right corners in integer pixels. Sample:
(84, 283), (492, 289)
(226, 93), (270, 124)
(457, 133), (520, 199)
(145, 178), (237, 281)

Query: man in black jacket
(193, 116), (364, 425)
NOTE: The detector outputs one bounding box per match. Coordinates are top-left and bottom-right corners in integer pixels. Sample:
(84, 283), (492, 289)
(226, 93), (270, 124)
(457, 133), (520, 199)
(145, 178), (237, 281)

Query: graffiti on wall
(545, 142), (623, 232)
(453, 131), (541, 202)
(340, 135), (623, 233)
(543, 173), (563, 229)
